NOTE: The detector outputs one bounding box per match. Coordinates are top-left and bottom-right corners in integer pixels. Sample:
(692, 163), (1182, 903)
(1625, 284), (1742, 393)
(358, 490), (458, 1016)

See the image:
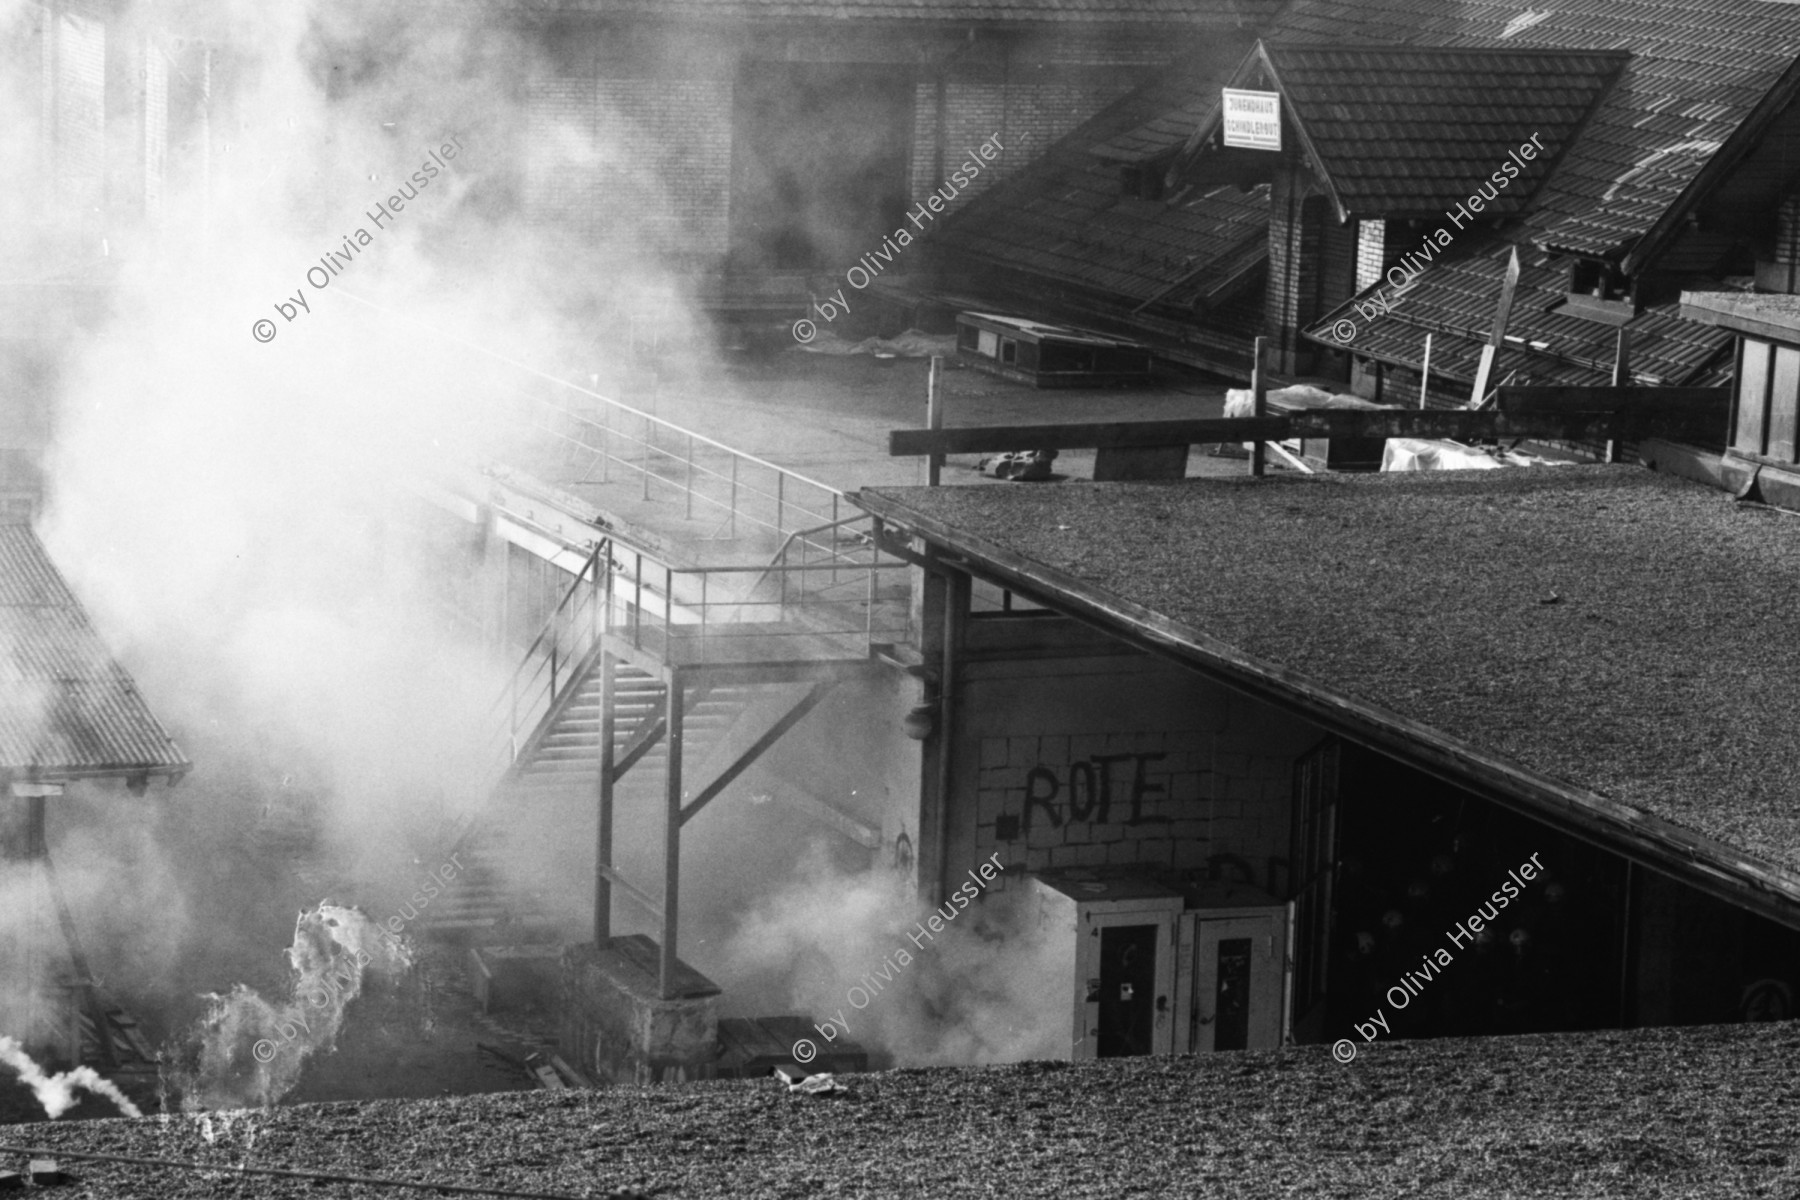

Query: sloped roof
(0, 523), (187, 781)
(930, 53), (1271, 315)
(1311, 238), (1737, 394)
(1178, 44), (1627, 220)
(1269, 0), (1800, 260)
(861, 467), (1800, 923)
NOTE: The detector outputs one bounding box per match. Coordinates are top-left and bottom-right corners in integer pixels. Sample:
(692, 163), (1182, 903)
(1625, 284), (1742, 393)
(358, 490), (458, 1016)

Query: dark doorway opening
(1097, 924), (1157, 1057)
(729, 63), (913, 275)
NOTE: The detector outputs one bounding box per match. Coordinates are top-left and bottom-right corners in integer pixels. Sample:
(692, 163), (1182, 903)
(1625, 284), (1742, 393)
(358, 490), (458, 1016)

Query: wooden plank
(890, 408), (1724, 456)
(1495, 386), (1730, 414)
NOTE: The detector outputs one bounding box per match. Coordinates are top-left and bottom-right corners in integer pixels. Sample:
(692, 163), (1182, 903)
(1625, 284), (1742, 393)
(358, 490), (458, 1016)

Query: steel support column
(595, 651), (617, 944)
(660, 667), (684, 998)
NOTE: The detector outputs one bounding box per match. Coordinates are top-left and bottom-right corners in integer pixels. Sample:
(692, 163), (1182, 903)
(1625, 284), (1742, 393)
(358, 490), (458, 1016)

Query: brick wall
(525, 75), (733, 261)
(907, 74), (1141, 219)
(973, 729), (1295, 882)
(950, 649), (1321, 900)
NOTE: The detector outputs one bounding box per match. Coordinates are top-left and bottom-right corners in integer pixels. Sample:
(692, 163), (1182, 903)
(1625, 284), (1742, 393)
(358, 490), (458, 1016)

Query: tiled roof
(1269, 0), (1800, 259)
(457, 0), (1284, 20)
(0, 524), (188, 780)
(1179, 45), (1628, 219)
(931, 56), (1271, 313)
(1309, 237), (1737, 392)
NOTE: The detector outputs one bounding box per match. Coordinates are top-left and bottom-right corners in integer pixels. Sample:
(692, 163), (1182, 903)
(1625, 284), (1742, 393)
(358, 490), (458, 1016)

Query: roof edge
(1622, 53), (1800, 277)
(857, 483), (1800, 933)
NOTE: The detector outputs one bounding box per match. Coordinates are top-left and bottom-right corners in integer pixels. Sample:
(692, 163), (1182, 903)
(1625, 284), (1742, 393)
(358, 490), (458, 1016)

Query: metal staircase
(421, 523), (907, 949)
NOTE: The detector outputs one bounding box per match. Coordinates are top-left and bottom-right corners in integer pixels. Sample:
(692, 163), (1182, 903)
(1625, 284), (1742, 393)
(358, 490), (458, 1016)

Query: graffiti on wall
(994, 753), (1172, 841)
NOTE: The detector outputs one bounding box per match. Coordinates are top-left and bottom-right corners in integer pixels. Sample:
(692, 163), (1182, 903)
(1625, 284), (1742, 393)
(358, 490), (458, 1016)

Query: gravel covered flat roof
(11, 1022), (1800, 1198)
(860, 466), (1800, 895)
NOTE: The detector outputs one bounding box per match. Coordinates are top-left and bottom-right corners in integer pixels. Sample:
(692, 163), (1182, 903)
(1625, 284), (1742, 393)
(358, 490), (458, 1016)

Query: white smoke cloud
(722, 844), (1067, 1067)
(0, 1034), (142, 1119)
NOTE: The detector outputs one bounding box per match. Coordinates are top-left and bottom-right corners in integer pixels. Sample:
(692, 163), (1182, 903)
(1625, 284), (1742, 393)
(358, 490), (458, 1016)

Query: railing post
(866, 541), (877, 646)
(685, 434), (695, 520)
(633, 554), (643, 650)
(642, 415), (652, 501)
(831, 495), (840, 587)
(600, 407), (610, 483)
(665, 565), (674, 658)
(776, 472), (785, 542)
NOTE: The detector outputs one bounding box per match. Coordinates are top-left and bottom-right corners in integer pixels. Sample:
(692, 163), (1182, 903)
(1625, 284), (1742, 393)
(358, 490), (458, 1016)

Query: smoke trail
(0, 1034), (143, 1119)
(168, 902), (412, 1111)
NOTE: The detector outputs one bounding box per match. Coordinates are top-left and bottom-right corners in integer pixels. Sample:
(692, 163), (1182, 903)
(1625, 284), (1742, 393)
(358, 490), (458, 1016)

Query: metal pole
(633, 554), (643, 650)
(776, 472), (785, 541)
(927, 356), (945, 486)
(1250, 336), (1268, 478)
(642, 416), (652, 501)
(660, 670), (683, 999)
(595, 652), (616, 944)
(685, 434), (695, 519)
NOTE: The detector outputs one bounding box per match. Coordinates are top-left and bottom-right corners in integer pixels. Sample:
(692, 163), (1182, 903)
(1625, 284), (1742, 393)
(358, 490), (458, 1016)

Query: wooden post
(1250, 336), (1268, 478)
(1470, 247), (1522, 408)
(926, 356), (945, 486)
(594, 652), (616, 945)
(1418, 333), (1433, 410)
(1606, 327), (1631, 464)
(660, 669), (683, 999)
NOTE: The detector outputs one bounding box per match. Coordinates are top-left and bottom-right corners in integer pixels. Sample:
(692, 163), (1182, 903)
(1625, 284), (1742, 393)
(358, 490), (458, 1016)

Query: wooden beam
(1250, 335), (1267, 479)
(678, 682), (835, 826)
(1494, 385), (1728, 413)
(890, 407), (1726, 456)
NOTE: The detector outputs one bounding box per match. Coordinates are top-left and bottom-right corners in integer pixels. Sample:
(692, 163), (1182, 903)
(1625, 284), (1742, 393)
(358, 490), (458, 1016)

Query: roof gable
(1178, 43), (1628, 221)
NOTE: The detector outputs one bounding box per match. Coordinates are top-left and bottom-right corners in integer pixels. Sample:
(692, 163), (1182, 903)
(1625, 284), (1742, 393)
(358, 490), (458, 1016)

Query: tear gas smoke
(0, 1035), (143, 1119)
(168, 902), (412, 1111)
(723, 846), (1065, 1067)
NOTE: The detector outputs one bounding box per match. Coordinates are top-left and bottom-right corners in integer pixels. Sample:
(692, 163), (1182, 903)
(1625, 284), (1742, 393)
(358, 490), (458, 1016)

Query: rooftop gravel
(862, 467), (1800, 881)
(10, 1022), (1800, 1198)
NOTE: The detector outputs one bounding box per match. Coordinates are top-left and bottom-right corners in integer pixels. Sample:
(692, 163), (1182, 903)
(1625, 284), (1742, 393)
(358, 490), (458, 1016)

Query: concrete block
(980, 738), (1008, 768)
(1170, 820), (1210, 842)
(1049, 845), (1081, 867)
(562, 937), (720, 1086)
(1039, 734), (1070, 766)
(1061, 821), (1090, 844)
(1074, 844), (1109, 866)
(1008, 737), (1039, 768)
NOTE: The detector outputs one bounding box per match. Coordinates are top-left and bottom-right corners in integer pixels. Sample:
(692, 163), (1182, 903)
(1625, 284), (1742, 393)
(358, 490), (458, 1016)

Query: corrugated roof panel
(0, 524), (187, 779)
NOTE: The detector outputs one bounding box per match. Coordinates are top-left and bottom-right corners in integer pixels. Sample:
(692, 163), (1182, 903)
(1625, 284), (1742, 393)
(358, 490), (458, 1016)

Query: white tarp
(1382, 438), (1573, 472)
